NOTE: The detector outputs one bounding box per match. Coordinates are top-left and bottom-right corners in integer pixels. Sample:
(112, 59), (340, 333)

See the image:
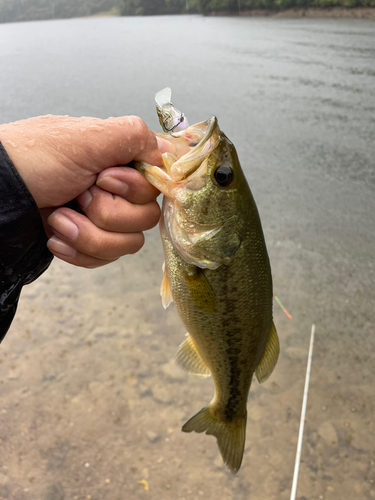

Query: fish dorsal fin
(175, 333), (211, 378)
(160, 262), (173, 309)
(256, 322), (280, 384)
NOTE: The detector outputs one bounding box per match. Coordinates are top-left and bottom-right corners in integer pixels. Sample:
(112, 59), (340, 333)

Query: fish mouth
(185, 116), (217, 150)
(160, 116), (220, 182)
(135, 117), (221, 199)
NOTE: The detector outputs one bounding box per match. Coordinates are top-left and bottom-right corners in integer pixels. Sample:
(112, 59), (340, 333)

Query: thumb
(156, 135), (177, 156)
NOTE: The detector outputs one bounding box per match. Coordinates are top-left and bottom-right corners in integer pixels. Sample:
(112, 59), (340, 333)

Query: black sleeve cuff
(0, 141), (53, 343)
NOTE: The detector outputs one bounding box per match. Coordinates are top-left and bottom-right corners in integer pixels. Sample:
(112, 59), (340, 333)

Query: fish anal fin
(256, 322), (280, 384)
(175, 334), (211, 378)
(160, 262), (173, 309)
(182, 406), (247, 474)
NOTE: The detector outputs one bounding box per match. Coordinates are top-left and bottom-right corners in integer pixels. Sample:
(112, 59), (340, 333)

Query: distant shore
(206, 7), (375, 19)
(1, 7), (375, 24)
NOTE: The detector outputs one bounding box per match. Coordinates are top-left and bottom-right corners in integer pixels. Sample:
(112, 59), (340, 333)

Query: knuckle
(85, 237), (102, 257)
(97, 204), (113, 228)
(128, 116), (152, 151)
(89, 191), (114, 228)
(79, 227), (106, 257)
(129, 115), (148, 136)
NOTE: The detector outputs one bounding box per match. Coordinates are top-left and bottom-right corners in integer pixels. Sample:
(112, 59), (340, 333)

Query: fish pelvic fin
(256, 321), (280, 384)
(182, 406), (247, 474)
(175, 334), (211, 378)
(160, 262), (173, 309)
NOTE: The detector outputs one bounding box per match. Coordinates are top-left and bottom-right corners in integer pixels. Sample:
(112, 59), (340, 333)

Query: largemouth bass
(136, 116), (279, 474)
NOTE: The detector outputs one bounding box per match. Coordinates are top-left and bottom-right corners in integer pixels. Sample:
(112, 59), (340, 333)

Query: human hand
(0, 115), (173, 268)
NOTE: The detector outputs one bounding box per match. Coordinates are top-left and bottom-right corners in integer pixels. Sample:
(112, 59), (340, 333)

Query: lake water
(0, 15), (374, 500)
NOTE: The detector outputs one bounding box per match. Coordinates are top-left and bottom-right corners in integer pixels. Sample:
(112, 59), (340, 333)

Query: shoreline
(1, 7), (375, 24)
(206, 7), (375, 19)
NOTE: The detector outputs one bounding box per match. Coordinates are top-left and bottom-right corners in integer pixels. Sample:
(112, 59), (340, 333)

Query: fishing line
(273, 294), (292, 319)
(290, 324), (315, 500)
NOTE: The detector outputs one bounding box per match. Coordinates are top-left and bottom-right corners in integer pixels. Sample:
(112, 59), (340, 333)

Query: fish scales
(162, 199), (272, 408)
(136, 115), (279, 473)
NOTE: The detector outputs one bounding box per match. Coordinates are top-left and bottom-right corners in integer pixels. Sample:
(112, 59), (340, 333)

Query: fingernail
(96, 177), (129, 197)
(47, 236), (76, 257)
(47, 213), (79, 240)
(76, 189), (92, 210)
(156, 136), (176, 155)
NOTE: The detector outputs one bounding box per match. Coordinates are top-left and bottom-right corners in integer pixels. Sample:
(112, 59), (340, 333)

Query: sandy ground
(1, 226), (374, 499)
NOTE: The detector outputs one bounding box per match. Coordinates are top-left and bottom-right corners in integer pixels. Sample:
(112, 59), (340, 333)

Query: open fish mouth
(159, 116), (220, 182)
(135, 116), (221, 200)
(176, 116), (217, 150)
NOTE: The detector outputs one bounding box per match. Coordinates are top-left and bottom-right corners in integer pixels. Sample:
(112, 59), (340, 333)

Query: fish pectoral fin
(160, 262), (173, 309)
(182, 406), (247, 474)
(256, 322), (280, 384)
(175, 333), (211, 378)
(170, 215), (242, 270)
(198, 216), (241, 265)
(184, 268), (218, 313)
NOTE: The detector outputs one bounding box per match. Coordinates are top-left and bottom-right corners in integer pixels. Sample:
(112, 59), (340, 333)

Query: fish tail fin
(182, 406), (247, 474)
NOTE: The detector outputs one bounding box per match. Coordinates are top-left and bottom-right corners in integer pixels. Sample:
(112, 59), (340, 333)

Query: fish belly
(160, 207), (273, 417)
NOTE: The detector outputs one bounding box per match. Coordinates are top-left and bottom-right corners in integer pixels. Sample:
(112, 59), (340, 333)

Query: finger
(0, 115), (176, 209)
(47, 208), (145, 260)
(156, 135), (177, 154)
(47, 236), (119, 268)
(95, 166), (160, 204)
(75, 185), (160, 233)
(74, 115), (168, 171)
(39, 207), (56, 238)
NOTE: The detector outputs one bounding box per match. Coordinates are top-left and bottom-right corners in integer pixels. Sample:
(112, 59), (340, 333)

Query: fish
(136, 116), (279, 474)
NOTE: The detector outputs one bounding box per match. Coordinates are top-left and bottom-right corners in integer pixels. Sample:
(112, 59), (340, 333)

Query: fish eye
(213, 165), (234, 187)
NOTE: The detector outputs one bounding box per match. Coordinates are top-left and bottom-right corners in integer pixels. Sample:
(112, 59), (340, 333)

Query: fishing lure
(155, 87), (189, 136)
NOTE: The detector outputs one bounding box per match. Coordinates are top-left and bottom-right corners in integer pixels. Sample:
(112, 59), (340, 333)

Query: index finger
(96, 166), (160, 204)
(77, 116), (174, 172)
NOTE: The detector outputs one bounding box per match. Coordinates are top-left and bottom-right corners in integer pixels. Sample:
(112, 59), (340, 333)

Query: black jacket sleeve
(0, 142), (53, 343)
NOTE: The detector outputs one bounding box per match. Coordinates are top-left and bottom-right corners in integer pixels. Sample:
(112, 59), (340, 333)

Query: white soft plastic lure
(155, 87), (189, 135)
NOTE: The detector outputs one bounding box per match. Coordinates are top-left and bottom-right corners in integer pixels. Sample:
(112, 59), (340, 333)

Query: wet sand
(1, 232), (374, 499)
